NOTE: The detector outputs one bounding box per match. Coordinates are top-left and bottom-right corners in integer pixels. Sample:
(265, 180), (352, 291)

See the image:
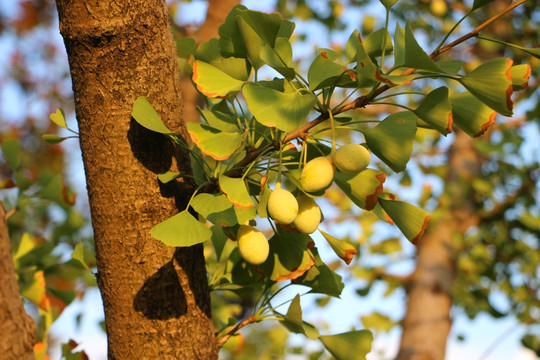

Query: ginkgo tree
(40, 0), (531, 355)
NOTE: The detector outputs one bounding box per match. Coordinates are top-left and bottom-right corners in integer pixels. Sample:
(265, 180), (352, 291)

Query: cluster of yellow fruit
(237, 144), (371, 265)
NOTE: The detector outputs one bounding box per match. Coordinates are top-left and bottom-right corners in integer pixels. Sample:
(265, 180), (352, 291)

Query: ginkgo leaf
(404, 21), (445, 73)
(334, 168), (386, 210)
(459, 57), (514, 116)
(377, 197), (430, 245)
(308, 49), (346, 90)
(243, 83), (317, 132)
(363, 112), (417, 172)
(1, 139), (20, 169)
(319, 230), (358, 265)
(187, 122), (244, 161)
(219, 175), (254, 209)
(413, 86), (453, 135)
(450, 92), (497, 137)
(151, 210), (212, 247)
(280, 294), (320, 339)
(293, 247), (344, 297)
(319, 330), (373, 360)
(192, 61), (244, 98)
(510, 64), (531, 91)
(363, 28), (393, 57)
(49, 108), (69, 129)
(356, 41), (415, 86)
(42, 134), (71, 144)
(258, 230), (315, 282)
(131, 97), (173, 134)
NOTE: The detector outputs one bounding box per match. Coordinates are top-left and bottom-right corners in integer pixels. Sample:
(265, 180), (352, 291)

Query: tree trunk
(0, 200), (36, 360)
(54, 1), (218, 358)
(397, 131), (482, 360)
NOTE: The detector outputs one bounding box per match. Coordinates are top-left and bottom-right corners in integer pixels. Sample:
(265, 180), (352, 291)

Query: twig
(216, 314), (258, 348)
(226, 0), (527, 177)
(477, 322), (521, 360)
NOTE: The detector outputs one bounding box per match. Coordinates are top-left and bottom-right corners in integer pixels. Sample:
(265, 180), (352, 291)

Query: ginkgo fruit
(237, 225), (269, 265)
(267, 183), (298, 224)
(293, 195), (321, 234)
(331, 144), (371, 173)
(300, 156), (335, 193)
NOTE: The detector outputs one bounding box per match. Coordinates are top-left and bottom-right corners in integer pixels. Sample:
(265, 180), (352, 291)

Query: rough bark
(54, 1), (217, 359)
(0, 200), (36, 360)
(397, 130), (482, 360)
(179, 0), (240, 124)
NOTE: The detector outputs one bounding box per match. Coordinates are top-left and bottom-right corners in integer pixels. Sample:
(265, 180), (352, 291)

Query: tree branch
(216, 314), (258, 348)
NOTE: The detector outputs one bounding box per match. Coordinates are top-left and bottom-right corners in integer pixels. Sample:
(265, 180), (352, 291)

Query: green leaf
(151, 210), (212, 247)
(191, 193), (238, 226)
(393, 23), (405, 67)
(379, 0), (400, 10)
(176, 37), (196, 59)
(459, 57), (514, 116)
(192, 61), (244, 98)
(510, 64), (531, 91)
(157, 171), (182, 184)
(20, 270), (48, 310)
(413, 86), (453, 135)
(308, 49), (347, 90)
(319, 330), (373, 360)
(472, 0), (495, 10)
(219, 175), (254, 209)
(71, 242), (93, 273)
(198, 108), (239, 132)
(356, 40), (414, 86)
(319, 230), (358, 265)
(258, 230), (315, 282)
(293, 248), (344, 297)
(363, 28), (393, 57)
(450, 92), (497, 137)
(13, 233), (40, 265)
(243, 83), (317, 132)
(361, 312), (396, 332)
(280, 294), (320, 340)
(346, 29), (362, 63)
(404, 22), (445, 73)
(377, 197), (430, 245)
(260, 37), (295, 79)
(49, 108), (69, 129)
(218, 5), (249, 58)
(42, 134), (71, 144)
(131, 97), (173, 134)
(1, 139), (20, 169)
(363, 111), (417, 172)
(334, 168), (386, 211)
(39, 174), (76, 206)
(187, 122), (244, 161)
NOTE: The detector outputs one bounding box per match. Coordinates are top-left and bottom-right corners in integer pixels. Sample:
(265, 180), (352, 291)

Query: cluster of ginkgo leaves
(45, 0), (534, 356)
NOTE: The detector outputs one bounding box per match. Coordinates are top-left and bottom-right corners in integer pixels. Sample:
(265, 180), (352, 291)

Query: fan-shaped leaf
(187, 122), (244, 161)
(308, 49), (346, 90)
(243, 83), (317, 132)
(364, 28), (393, 57)
(334, 168), (386, 210)
(364, 111), (417, 172)
(450, 92), (497, 137)
(258, 230), (315, 282)
(49, 108), (69, 129)
(280, 294), (320, 339)
(413, 86), (453, 135)
(377, 197), (430, 245)
(293, 248), (344, 297)
(192, 61), (244, 98)
(404, 22), (445, 73)
(319, 330), (373, 360)
(219, 175), (254, 209)
(151, 210), (212, 247)
(131, 97), (173, 134)
(510, 64), (531, 91)
(459, 57), (514, 116)
(320, 230), (358, 265)
(1, 139), (20, 169)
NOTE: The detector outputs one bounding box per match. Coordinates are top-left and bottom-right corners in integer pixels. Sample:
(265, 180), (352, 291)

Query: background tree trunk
(179, 0), (240, 124)
(0, 200), (35, 360)
(397, 130), (483, 360)
(54, 1), (217, 358)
